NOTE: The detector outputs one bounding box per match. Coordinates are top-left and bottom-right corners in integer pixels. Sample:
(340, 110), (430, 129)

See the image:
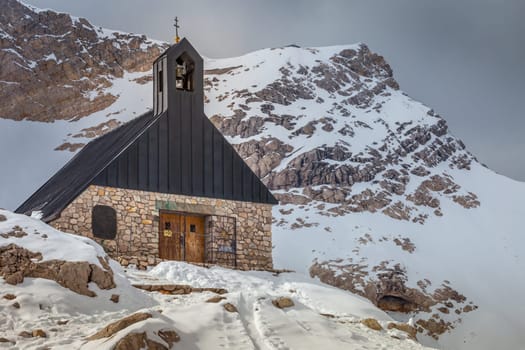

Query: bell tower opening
(175, 53), (194, 92)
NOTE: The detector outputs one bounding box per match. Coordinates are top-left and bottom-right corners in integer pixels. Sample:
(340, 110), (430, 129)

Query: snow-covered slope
(1, 1), (524, 349)
(0, 209), (156, 347)
(132, 262), (429, 350)
(0, 210), (426, 349)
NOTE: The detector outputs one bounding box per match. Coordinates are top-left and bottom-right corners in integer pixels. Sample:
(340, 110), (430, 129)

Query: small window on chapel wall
(92, 205), (117, 239)
(175, 53), (194, 91)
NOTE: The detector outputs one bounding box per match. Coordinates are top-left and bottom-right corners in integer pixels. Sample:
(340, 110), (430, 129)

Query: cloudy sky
(25, 0), (525, 181)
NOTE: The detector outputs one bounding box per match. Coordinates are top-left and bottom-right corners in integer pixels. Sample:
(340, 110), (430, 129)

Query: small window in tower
(175, 54), (194, 91)
(158, 70), (163, 93)
(92, 205), (117, 239)
(190, 224), (196, 233)
(175, 62), (185, 90)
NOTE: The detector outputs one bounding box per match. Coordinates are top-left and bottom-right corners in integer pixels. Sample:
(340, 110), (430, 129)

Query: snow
(1, 48), (24, 60)
(30, 211), (43, 219)
(149, 262), (390, 321)
(26, 60), (37, 69)
(43, 52), (59, 62)
(0, 28), (14, 40)
(0, 210), (106, 266)
(0, 211), (427, 349)
(126, 262), (429, 350)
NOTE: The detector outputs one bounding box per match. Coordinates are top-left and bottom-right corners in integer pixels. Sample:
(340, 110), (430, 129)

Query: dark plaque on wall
(92, 205), (117, 239)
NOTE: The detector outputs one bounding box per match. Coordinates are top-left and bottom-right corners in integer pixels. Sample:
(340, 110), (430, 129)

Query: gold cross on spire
(173, 17), (180, 43)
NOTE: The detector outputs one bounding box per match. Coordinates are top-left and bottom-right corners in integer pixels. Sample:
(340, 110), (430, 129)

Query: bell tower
(152, 38), (204, 116)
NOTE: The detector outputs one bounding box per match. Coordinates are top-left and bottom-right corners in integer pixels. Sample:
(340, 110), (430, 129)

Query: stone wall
(51, 185), (273, 270)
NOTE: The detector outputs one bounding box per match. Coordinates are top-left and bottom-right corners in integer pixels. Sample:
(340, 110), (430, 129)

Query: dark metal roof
(16, 111), (161, 221)
(90, 108), (278, 206)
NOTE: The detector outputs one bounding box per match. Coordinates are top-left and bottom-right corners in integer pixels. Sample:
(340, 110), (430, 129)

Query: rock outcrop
(310, 258), (478, 339)
(87, 312), (152, 340)
(87, 312), (180, 350)
(133, 283), (228, 295)
(0, 243), (115, 296)
(113, 332), (173, 350)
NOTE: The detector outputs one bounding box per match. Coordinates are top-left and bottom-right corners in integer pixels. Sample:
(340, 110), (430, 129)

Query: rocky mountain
(203, 44), (491, 347)
(0, 0), (166, 122)
(1, 1), (524, 349)
(205, 45), (475, 217)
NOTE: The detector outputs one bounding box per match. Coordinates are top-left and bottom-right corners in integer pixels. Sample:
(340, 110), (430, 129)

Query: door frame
(158, 210), (207, 262)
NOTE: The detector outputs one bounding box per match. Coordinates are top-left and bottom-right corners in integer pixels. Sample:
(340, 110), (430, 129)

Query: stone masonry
(51, 185), (273, 270)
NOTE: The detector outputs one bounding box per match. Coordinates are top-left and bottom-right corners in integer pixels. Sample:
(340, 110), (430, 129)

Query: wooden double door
(159, 212), (205, 263)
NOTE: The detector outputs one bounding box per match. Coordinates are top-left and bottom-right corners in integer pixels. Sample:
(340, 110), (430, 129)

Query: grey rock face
(205, 43), (477, 224)
(0, 0), (167, 122)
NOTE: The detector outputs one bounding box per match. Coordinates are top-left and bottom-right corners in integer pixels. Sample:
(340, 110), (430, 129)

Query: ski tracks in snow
(128, 263), (431, 350)
(252, 297), (363, 350)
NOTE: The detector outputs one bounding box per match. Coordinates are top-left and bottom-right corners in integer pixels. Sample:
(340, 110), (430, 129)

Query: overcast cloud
(24, 0), (525, 181)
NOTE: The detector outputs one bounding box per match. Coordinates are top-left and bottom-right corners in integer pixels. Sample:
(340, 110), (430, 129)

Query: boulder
(272, 297), (294, 309)
(361, 318), (382, 331)
(158, 329), (180, 347)
(223, 303), (238, 313)
(32, 329), (47, 338)
(206, 296), (226, 303)
(113, 332), (166, 350)
(87, 312), (152, 340)
(387, 322), (417, 339)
